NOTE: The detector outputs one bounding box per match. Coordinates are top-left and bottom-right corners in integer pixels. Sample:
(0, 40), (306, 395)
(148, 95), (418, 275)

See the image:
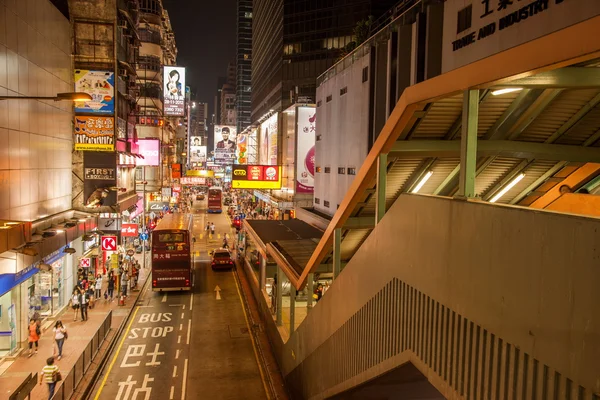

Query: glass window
(158, 233), (184, 243)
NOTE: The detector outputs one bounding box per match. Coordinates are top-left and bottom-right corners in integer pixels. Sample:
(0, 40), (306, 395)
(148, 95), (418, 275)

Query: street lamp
(0, 92), (92, 102)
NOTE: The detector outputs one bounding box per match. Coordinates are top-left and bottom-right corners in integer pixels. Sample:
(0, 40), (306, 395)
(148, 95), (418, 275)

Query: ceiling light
(491, 88), (523, 96)
(490, 174), (525, 203)
(411, 171), (433, 194)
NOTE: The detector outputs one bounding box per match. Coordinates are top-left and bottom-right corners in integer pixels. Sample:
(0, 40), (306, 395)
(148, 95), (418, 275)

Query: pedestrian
(101, 272), (109, 301)
(206, 222), (210, 233)
(94, 274), (102, 299)
(210, 222), (215, 236)
(121, 268), (129, 297)
(70, 289), (80, 321)
(27, 318), (40, 357)
(107, 272), (115, 300)
(53, 320), (67, 360)
(39, 357), (61, 400)
(80, 289), (89, 321)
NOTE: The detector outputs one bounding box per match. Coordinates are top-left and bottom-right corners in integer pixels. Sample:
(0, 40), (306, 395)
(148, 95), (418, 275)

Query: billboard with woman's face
(260, 114), (278, 165)
(163, 66), (186, 116)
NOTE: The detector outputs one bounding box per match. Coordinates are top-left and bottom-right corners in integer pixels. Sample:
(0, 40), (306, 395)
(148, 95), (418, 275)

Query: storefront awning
(0, 266), (39, 297)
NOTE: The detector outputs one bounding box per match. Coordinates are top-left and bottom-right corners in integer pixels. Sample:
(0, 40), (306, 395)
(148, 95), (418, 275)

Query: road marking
(186, 319), (191, 345)
(196, 251), (200, 257)
(173, 365), (178, 377)
(181, 312), (184, 319)
(183, 305), (185, 310)
(178, 335), (181, 344)
(170, 386), (175, 399)
(176, 349), (180, 359)
(162, 293), (167, 303)
(232, 270), (271, 400)
(181, 359), (188, 400)
(93, 307), (140, 400)
(189, 293), (193, 311)
(168, 304), (183, 307)
(179, 323), (183, 331)
(214, 285), (222, 300)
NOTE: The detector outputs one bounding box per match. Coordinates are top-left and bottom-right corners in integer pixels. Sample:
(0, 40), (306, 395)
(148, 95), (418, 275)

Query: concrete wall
(281, 194), (600, 399)
(0, 0), (73, 221)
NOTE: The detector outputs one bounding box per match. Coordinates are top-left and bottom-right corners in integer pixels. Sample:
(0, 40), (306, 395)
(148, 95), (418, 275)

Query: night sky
(162, 0), (237, 107)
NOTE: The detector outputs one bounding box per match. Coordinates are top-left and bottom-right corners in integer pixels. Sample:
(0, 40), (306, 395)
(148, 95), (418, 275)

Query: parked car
(196, 194), (205, 200)
(210, 248), (235, 270)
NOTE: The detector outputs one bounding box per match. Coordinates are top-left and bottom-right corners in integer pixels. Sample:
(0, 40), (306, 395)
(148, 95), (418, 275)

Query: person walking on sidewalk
(39, 357), (61, 400)
(70, 289), (80, 321)
(53, 320), (67, 360)
(94, 274), (102, 299)
(101, 272), (109, 301)
(80, 289), (89, 321)
(27, 318), (40, 357)
(107, 272), (115, 300)
(210, 222), (215, 236)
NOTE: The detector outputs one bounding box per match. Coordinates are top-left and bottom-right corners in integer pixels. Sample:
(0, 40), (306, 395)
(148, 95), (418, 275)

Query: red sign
(80, 258), (91, 268)
(180, 177), (206, 185)
(248, 166), (263, 181)
(101, 236), (118, 251)
(121, 223), (138, 237)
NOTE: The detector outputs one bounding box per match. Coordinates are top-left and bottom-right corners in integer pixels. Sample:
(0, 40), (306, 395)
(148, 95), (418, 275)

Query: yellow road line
(232, 270), (271, 400)
(94, 306), (140, 400)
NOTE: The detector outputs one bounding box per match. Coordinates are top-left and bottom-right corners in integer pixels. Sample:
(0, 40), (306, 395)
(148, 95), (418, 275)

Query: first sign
(101, 236), (118, 251)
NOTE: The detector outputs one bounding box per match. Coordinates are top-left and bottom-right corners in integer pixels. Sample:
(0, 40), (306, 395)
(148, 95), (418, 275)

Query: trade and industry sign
(74, 70), (114, 114)
(231, 165), (282, 189)
(121, 223), (138, 237)
(296, 106), (316, 193)
(260, 114), (278, 165)
(83, 152), (117, 206)
(163, 66), (186, 116)
(214, 125), (237, 165)
(74, 116), (115, 151)
(136, 139), (161, 166)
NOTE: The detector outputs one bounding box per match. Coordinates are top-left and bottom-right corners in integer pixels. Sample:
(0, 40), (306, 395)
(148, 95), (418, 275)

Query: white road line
(179, 323), (183, 331)
(182, 305), (185, 310)
(178, 335), (181, 344)
(189, 293), (193, 311)
(181, 359), (188, 400)
(170, 386), (174, 399)
(176, 349), (180, 359)
(173, 365), (178, 377)
(162, 293), (167, 302)
(186, 319), (191, 345)
(168, 304), (183, 307)
(181, 312), (184, 319)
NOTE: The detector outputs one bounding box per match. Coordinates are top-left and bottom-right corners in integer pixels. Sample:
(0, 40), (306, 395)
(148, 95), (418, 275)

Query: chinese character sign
(74, 116), (115, 151)
(163, 66), (186, 116)
(74, 70), (114, 114)
(296, 106), (316, 193)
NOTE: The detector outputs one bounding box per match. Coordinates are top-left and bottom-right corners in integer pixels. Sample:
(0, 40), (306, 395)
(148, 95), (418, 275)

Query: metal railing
(9, 372), (38, 400)
(50, 311), (113, 400)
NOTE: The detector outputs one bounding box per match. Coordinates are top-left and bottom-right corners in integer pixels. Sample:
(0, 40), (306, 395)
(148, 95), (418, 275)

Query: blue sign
(139, 233), (149, 241)
(74, 70), (115, 114)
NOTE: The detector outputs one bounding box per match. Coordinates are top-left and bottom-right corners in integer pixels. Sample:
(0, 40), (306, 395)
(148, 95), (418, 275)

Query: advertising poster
(74, 116), (115, 151)
(171, 164), (182, 179)
(163, 66), (186, 116)
(231, 165), (282, 189)
(296, 107), (316, 193)
(83, 152), (117, 206)
(74, 70), (114, 114)
(190, 144), (207, 163)
(214, 125), (237, 165)
(136, 139), (161, 166)
(260, 114), (278, 165)
(236, 133), (248, 164)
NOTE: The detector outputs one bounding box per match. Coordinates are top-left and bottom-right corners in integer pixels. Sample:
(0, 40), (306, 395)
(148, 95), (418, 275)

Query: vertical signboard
(74, 70), (114, 114)
(260, 114), (278, 165)
(214, 125), (237, 165)
(74, 116), (115, 151)
(136, 139), (161, 166)
(83, 152), (117, 206)
(163, 66), (186, 116)
(190, 145), (207, 163)
(296, 107), (316, 193)
(236, 133), (248, 164)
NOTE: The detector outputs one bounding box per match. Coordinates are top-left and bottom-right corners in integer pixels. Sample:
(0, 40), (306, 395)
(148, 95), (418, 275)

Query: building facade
(236, 0), (252, 134)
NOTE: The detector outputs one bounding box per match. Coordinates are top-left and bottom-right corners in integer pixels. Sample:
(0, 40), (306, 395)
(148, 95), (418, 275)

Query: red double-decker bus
(151, 214), (193, 291)
(207, 186), (223, 213)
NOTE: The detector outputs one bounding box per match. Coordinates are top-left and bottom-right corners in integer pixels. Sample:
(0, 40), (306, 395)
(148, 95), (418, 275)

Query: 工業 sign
(101, 236), (118, 251)
(74, 116), (115, 151)
(231, 165), (282, 189)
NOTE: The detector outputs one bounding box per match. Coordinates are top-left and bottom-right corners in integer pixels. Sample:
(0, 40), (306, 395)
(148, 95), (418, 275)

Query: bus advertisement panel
(151, 214), (193, 291)
(207, 187), (223, 213)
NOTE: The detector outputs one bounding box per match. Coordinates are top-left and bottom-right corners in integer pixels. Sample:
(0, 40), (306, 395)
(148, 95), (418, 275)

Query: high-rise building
(251, 0), (397, 122)
(219, 62), (237, 126)
(236, 0), (252, 133)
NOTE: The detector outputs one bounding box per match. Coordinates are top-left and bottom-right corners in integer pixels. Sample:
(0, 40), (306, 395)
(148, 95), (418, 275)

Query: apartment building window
(362, 67), (369, 83)
(348, 167), (356, 175)
(338, 167), (345, 174)
(457, 5), (472, 34)
(315, 198), (320, 204)
(340, 87), (348, 96)
(324, 167), (331, 173)
(324, 200), (330, 208)
(316, 166), (322, 173)
(326, 95), (332, 103)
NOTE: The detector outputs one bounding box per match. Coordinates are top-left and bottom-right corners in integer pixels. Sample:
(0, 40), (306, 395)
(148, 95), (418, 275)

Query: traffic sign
(101, 236), (118, 251)
(139, 233), (149, 241)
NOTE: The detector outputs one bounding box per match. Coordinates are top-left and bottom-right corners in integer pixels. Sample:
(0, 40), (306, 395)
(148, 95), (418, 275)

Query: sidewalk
(0, 257), (150, 400)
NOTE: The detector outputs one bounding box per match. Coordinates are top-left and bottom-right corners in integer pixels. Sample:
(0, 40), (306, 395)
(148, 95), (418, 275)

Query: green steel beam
(375, 153), (388, 224)
(458, 89), (479, 198)
(332, 228), (341, 279)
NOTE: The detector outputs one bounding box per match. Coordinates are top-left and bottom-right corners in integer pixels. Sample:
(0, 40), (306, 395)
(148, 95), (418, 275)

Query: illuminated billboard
(163, 66), (186, 116)
(214, 125), (237, 165)
(231, 165), (282, 189)
(235, 133), (248, 164)
(74, 70), (114, 114)
(296, 107), (316, 193)
(190, 144), (206, 163)
(260, 114), (278, 165)
(74, 116), (115, 151)
(136, 139), (161, 166)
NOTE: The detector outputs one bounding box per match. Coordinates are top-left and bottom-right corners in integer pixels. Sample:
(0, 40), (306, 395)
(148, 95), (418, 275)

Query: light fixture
(490, 174), (525, 203)
(0, 222), (19, 229)
(411, 171), (433, 194)
(56, 229), (65, 233)
(491, 88), (523, 96)
(79, 219), (86, 222)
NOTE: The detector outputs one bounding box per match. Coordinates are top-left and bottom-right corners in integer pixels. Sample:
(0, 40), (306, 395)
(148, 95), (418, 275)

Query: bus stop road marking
(162, 293), (167, 302)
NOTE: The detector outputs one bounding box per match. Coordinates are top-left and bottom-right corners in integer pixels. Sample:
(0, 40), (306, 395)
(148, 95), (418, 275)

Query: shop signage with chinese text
(180, 177), (206, 185)
(231, 165), (282, 189)
(74, 116), (115, 151)
(121, 223), (138, 237)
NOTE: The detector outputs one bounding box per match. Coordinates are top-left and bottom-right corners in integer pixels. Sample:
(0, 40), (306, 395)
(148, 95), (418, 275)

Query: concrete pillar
(289, 285), (296, 335)
(307, 273), (314, 310)
(276, 267), (283, 326)
(333, 228), (342, 279)
(376, 153), (388, 224)
(458, 89), (479, 198)
(259, 255), (266, 291)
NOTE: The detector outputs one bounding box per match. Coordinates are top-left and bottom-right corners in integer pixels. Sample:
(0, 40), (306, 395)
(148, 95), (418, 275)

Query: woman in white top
(53, 320), (67, 360)
(94, 274), (102, 299)
(70, 290), (80, 321)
